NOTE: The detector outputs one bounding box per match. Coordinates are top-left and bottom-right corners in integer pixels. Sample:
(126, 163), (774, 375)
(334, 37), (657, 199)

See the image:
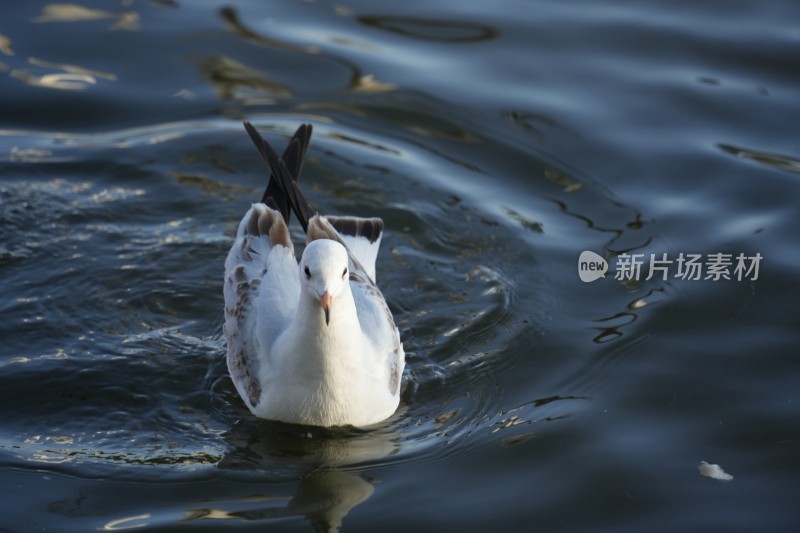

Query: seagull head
(300, 239), (350, 326)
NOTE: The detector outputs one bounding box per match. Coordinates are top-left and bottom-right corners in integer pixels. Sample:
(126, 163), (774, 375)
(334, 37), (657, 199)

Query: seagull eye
(342, 267), (348, 279)
(304, 265), (311, 279)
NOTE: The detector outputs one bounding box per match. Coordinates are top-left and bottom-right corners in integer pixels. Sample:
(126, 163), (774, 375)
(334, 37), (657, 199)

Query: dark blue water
(2, 1), (799, 531)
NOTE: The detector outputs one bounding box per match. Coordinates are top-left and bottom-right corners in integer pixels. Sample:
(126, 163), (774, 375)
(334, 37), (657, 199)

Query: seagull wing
(306, 215), (405, 396)
(224, 204), (298, 410)
(325, 216), (384, 282)
(224, 124), (313, 411)
(226, 122), (404, 422)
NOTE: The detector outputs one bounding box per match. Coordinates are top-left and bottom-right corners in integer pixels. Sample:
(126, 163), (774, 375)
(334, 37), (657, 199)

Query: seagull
(223, 122), (405, 427)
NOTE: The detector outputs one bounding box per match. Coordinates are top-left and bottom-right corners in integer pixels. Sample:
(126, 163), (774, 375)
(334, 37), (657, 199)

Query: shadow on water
(183, 418), (401, 532)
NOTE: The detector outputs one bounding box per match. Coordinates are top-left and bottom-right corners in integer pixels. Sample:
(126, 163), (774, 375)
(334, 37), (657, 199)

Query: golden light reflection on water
(11, 70), (96, 91)
(101, 513), (151, 531)
(352, 73), (396, 93)
(189, 55), (292, 103)
(591, 287), (668, 343)
(3, 5), (126, 91)
(545, 167), (583, 193)
(0, 33), (13, 56)
(29, 57), (117, 81)
(7, 57), (116, 92)
(33, 3), (140, 31)
(718, 143), (800, 174)
(217, 6), (397, 99)
(34, 3), (118, 22)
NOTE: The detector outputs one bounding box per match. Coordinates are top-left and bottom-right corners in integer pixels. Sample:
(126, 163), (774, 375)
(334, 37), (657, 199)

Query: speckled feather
(222, 123), (405, 427)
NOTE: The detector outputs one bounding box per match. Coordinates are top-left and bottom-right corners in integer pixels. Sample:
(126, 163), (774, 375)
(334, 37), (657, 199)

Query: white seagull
(223, 122), (405, 427)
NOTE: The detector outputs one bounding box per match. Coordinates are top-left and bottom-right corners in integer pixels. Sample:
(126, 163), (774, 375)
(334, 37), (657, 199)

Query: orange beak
(321, 291), (331, 326)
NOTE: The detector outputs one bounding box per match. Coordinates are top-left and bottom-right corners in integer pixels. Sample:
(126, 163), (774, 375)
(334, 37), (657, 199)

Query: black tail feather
(257, 123), (312, 206)
(243, 121), (313, 233)
(281, 123), (312, 185)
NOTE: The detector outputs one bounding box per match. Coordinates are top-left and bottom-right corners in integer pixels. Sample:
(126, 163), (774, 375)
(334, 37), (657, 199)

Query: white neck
(292, 286), (363, 362)
(268, 285), (368, 423)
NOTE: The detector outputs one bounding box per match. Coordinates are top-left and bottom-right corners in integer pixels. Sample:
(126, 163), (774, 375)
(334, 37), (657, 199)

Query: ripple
(718, 143), (800, 174)
(0, 116), (628, 484)
(357, 16), (499, 43)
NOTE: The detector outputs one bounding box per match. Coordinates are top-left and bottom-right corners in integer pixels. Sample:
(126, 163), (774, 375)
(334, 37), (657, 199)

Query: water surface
(1, 0), (799, 531)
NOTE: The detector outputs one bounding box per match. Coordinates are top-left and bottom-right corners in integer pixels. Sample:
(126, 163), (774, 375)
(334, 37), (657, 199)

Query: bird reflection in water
(183, 470), (374, 533)
(184, 419), (400, 532)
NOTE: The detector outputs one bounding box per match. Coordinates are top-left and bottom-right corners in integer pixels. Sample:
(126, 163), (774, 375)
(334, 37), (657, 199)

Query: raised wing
(224, 204), (295, 410)
(306, 216), (404, 396)
(233, 122), (404, 400)
(326, 216), (383, 282)
(224, 123), (313, 410)
(349, 269), (404, 396)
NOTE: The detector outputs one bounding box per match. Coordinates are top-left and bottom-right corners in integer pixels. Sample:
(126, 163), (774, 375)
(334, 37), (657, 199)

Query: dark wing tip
(282, 123), (313, 184)
(243, 122), (314, 232)
(327, 216), (384, 243)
